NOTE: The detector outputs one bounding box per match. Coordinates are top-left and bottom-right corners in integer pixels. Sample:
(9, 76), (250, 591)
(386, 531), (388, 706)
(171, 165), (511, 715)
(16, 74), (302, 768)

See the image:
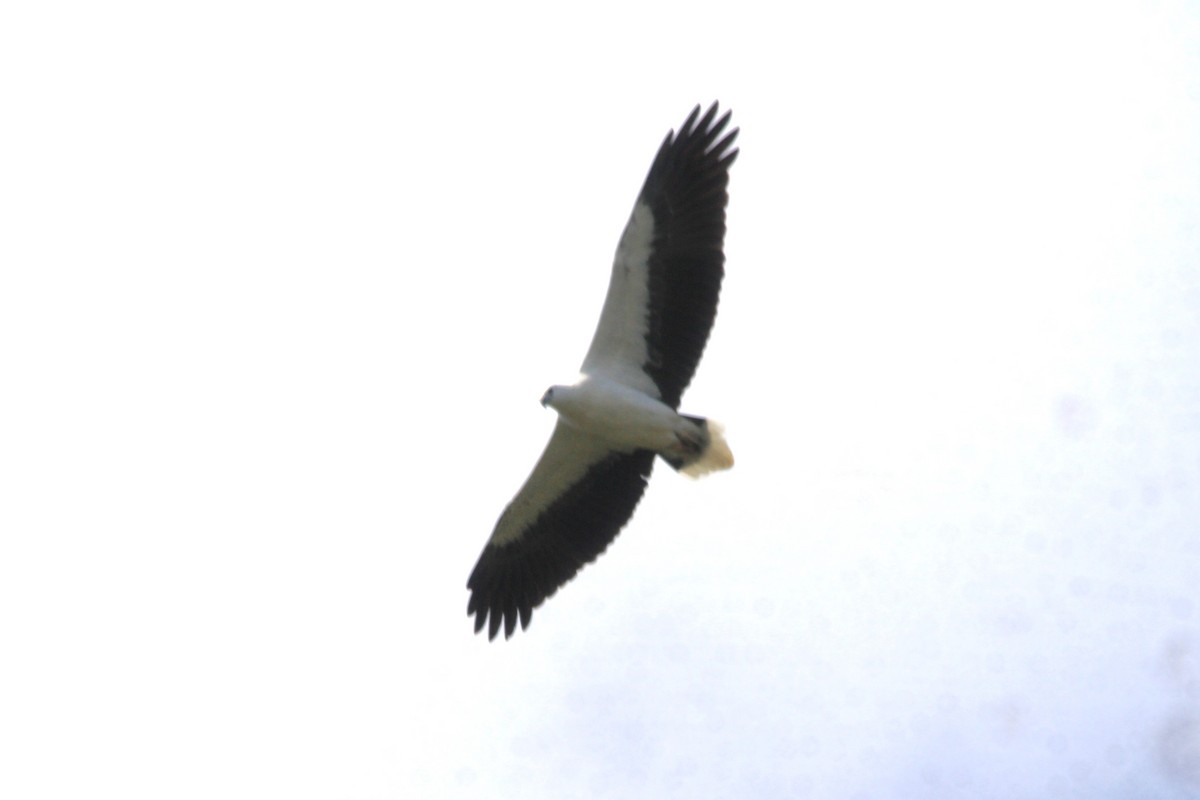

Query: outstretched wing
(581, 102), (739, 409)
(467, 422), (655, 640)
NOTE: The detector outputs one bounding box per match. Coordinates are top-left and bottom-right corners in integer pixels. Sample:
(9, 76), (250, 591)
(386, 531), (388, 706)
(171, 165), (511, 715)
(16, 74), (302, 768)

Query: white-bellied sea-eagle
(467, 103), (738, 640)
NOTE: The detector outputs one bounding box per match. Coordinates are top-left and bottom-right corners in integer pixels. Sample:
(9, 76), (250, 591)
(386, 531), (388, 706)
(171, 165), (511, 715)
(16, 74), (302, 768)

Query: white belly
(551, 375), (679, 451)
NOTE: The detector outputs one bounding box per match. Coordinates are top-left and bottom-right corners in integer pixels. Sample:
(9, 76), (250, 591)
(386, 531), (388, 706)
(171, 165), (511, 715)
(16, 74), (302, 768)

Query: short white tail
(681, 420), (734, 478)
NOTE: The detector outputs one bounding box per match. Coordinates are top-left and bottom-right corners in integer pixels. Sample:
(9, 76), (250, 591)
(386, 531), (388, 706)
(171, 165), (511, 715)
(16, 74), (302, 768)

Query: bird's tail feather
(661, 416), (734, 478)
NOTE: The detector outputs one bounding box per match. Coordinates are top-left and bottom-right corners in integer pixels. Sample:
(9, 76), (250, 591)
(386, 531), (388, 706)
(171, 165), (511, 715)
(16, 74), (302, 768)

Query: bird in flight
(467, 103), (738, 640)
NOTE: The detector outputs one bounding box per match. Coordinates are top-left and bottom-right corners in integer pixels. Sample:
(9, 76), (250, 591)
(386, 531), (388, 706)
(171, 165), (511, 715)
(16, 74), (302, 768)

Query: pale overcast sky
(4, 1), (1200, 798)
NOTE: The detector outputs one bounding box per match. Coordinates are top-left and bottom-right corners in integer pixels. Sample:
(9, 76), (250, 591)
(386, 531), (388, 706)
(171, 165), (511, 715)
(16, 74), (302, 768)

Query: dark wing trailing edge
(639, 103), (739, 409)
(467, 447), (656, 640)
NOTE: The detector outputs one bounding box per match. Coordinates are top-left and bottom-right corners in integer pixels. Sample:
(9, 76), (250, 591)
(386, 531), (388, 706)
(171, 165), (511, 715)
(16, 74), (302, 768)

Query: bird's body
(544, 376), (732, 476)
(467, 103), (738, 639)
(544, 376), (681, 453)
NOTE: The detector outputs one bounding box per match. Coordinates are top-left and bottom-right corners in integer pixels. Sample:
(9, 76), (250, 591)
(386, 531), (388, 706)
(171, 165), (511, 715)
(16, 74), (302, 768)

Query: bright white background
(3, 1), (1199, 798)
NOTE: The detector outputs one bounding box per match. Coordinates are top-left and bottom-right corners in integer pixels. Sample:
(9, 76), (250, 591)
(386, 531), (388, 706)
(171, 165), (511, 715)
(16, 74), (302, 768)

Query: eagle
(467, 103), (738, 639)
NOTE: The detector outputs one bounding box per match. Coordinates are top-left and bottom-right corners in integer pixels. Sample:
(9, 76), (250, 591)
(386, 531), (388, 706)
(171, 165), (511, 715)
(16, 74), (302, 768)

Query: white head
(540, 385), (566, 408)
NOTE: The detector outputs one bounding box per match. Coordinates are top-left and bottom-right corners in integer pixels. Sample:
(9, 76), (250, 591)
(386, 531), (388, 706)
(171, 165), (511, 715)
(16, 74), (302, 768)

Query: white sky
(3, 1), (1200, 798)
